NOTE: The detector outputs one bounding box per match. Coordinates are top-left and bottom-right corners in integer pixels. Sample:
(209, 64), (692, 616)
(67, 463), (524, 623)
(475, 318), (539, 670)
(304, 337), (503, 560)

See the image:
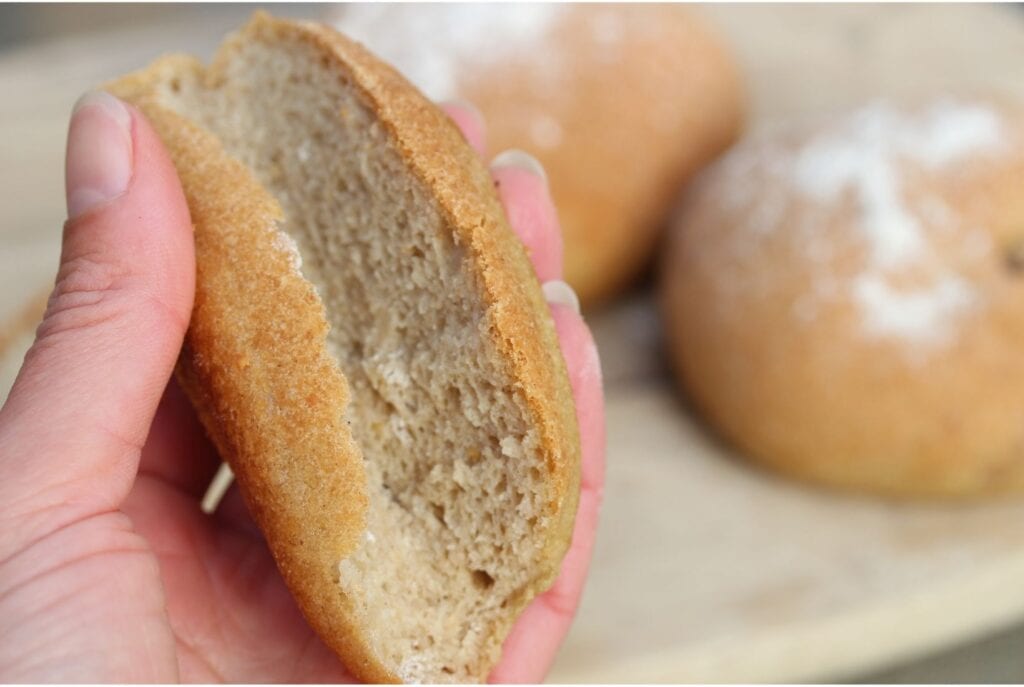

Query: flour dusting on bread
(791, 99), (1004, 268)
(272, 228), (303, 272)
(694, 97), (1021, 354)
(851, 272), (977, 346)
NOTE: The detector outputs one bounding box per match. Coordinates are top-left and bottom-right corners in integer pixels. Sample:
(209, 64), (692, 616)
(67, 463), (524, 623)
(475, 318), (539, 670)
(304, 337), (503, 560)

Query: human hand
(0, 92), (605, 682)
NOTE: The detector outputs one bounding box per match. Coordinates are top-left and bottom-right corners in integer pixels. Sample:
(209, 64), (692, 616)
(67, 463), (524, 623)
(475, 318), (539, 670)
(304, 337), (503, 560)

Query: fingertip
(491, 161), (564, 283)
(542, 280), (580, 316)
(65, 91), (134, 221)
(62, 98), (194, 306)
(120, 101), (196, 316)
(52, 96), (195, 356)
(440, 99), (487, 156)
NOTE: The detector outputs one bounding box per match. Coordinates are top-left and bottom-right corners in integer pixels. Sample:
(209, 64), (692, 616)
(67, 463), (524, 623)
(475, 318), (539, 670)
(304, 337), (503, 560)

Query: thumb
(0, 92), (194, 556)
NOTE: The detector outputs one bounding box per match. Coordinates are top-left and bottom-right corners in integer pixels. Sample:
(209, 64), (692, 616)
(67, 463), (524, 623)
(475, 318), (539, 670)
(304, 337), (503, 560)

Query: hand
(0, 92), (605, 682)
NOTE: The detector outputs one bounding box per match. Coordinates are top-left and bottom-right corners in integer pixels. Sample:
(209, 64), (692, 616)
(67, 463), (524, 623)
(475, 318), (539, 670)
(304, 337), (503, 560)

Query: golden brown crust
(110, 12), (580, 682)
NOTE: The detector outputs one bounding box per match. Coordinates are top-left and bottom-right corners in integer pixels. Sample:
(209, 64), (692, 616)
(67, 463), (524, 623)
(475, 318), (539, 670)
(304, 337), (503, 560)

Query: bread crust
(109, 13), (580, 682)
(661, 96), (1024, 498)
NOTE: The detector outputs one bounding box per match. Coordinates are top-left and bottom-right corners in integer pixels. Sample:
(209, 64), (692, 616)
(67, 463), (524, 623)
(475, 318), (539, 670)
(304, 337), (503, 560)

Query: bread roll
(110, 14), (580, 682)
(333, 4), (744, 307)
(662, 96), (1024, 497)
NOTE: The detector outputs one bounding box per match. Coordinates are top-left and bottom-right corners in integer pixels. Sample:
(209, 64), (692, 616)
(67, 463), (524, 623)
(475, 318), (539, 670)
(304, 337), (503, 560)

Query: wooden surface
(2, 4), (1024, 683)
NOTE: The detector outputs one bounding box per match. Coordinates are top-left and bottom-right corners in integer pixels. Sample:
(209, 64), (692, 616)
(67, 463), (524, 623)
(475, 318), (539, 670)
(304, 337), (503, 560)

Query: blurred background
(3, 3), (1024, 683)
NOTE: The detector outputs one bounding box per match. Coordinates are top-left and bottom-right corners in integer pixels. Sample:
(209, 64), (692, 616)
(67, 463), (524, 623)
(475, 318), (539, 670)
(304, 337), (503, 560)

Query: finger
(490, 150), (563, 283)
(440, 100), (486, 156)
(491, 303), (605, 683)
(0, 92), (194, 557)
(137, 378), (221, 498)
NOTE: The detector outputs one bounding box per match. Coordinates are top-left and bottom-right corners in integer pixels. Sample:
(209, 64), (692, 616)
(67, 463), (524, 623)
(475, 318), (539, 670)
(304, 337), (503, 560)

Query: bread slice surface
(109, 12), (580, 683)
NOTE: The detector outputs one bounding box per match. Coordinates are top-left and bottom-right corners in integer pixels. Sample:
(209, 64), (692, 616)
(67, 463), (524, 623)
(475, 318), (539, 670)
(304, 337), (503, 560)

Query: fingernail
(542, 280), (581, 315)
(490, 148), (548, 186)
(65, 91), (134, 220)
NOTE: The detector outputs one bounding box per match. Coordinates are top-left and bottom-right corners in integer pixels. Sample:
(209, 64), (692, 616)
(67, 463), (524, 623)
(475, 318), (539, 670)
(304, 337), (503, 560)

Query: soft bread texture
(662, 96), (1024, 498)
(333, 4), (744, 308)
(109, 14), (580, 682)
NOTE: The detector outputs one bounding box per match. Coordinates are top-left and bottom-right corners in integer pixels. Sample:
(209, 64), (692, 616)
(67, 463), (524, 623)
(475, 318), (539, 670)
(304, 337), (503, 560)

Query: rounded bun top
(676, 95), (1024, 364)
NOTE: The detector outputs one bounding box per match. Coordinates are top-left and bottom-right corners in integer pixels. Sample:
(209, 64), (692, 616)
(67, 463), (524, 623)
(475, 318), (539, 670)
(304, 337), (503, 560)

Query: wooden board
(2, 4), (1024, 682)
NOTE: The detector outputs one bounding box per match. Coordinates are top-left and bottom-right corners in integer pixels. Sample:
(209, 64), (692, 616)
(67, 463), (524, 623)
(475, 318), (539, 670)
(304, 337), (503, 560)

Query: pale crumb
(500, 436), (524, 459)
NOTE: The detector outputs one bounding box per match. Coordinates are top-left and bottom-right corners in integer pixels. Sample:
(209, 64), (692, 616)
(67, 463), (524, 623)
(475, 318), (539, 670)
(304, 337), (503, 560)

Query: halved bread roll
(109, 13), (580, 683)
